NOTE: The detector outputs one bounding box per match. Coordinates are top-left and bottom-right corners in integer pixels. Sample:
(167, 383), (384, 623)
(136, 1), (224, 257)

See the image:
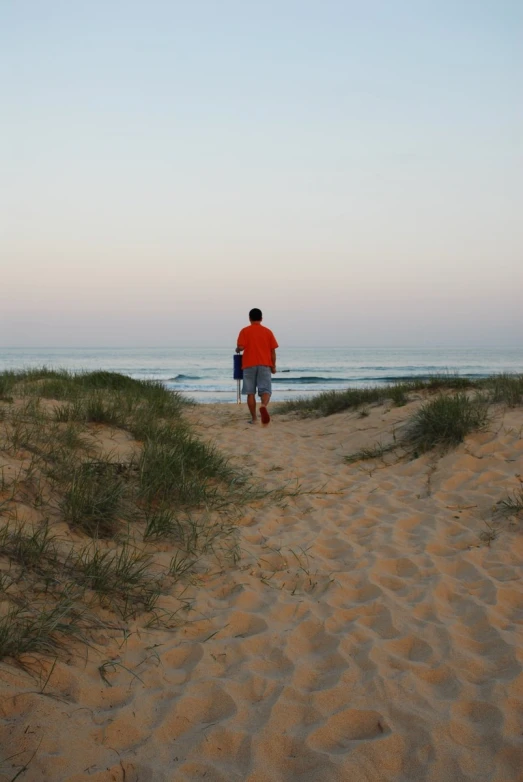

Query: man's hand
(271, 366), (276, 374)
(236, 346), (244, 354)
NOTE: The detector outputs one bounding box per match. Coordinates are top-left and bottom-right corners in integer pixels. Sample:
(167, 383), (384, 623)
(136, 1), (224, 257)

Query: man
(236, 308), (278, 424)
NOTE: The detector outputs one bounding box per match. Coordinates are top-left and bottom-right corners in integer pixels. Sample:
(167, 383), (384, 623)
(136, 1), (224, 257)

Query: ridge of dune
(1, 396), (523, 781)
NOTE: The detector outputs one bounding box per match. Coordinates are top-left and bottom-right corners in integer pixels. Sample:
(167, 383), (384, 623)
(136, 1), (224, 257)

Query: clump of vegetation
(344, 442), (397, 464)
(278, 386), (388, 417)
(342, 384), (497, 466)
(71, 542), (160, 613)
(0, 521), (59, 572)
(279, 373), (523, 473)
(60, 460), (127, 537)
(422, 375), (475, 392)
(0, 368), (258, 664)
(0, 375), (14, 402)
(403, 393), (489, 454)
(344, 390), (490, 467)
(143, 507), (184, 542)
(0, 600), (90, 660)
(388, 384), (410, 407)
(480, 374), (523, 407)
(278, 375), (476, 418)
(495, 487), (523, 519)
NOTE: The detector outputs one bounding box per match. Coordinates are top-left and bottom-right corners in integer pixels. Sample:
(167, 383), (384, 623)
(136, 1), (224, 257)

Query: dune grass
(277, 375), (476, 418)
(403, 393), (489, 454)
(0, 368), (258, 663)
(496, 487), (523, 519)
(281, 374), (522, 466)
(278, 386), (387, 418)
(0, 521), (60, 573)
(59, 461), (127, 537)
(71, 542), (161, 614)
(0, 600), (90, 660)
(480, 373), (523, 407)
(344, 391), (490, 465)
(344, 442), (398, 465)
(2, 367), (521, 662)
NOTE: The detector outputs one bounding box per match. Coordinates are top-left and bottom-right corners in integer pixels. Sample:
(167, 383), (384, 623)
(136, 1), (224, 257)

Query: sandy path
(1, 398), (523, 781)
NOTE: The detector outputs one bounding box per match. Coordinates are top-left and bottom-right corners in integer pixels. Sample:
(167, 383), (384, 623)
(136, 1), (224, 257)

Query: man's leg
(247, 393), (257, 422)
(258, 367), (272, 424)
(259, 393), (271, 423)
(242, 368), (257, 422)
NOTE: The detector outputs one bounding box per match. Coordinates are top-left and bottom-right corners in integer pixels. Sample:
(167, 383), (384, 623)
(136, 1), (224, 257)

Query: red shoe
(260, 406), (270, 424)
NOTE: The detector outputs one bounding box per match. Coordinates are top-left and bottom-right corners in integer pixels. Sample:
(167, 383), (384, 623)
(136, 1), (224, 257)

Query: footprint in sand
(162, 642), (204, 671)
(379, 635), (434, 664)
(225, 611), (269, 639)
(292, 651), (347, 691)
(448, 700), (503, 749)
(307, 708), (390, 752)
(155, 681), (237, 742)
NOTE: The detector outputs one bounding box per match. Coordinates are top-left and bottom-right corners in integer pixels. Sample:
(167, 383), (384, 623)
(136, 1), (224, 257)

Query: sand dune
(1, 397), (523, 781)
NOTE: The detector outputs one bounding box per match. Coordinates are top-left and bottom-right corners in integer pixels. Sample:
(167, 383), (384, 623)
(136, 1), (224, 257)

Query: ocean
(1, 347), (522, 404)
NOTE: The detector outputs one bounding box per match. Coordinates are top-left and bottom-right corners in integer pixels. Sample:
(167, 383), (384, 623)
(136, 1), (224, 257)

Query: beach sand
(1, 397), (523, 781)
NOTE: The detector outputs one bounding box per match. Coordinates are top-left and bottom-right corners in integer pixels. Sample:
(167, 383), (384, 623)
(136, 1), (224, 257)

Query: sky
(1, 0), (522, 347)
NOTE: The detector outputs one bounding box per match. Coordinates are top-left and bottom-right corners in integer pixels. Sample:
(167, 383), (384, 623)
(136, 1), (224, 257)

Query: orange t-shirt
(237, 323), (279, 369)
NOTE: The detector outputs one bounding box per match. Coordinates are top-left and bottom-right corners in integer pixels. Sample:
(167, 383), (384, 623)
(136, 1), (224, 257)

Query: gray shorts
(242, 365), (272, 397)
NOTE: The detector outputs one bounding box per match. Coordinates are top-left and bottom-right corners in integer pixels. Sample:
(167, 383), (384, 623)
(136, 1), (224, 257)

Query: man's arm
(271, 348), (277, 373)
(236, 328), (245, 354)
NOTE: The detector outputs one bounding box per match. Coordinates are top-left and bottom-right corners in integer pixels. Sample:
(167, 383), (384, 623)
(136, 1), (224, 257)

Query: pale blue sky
(1, 1), (522, 347)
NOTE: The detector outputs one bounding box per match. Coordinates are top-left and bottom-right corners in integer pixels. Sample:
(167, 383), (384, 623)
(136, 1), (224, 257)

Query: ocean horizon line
(2, 345), (522, 351)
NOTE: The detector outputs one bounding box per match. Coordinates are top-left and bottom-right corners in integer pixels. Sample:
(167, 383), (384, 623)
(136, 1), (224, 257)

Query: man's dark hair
(249, 308), (262, 321)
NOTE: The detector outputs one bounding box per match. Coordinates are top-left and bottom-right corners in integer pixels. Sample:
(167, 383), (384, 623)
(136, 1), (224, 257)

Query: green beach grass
(277, 374), (522, 464)
(2, 368), (522, 664)
(276, 375), (475, 418)
(277, 373), (523, 418)
(0, 369), (260, 663)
